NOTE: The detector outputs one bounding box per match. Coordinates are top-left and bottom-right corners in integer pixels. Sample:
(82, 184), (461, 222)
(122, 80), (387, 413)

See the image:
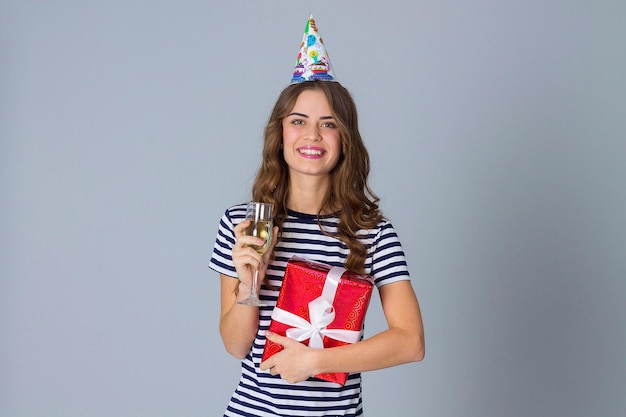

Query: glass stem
(251, 268), (259, 300)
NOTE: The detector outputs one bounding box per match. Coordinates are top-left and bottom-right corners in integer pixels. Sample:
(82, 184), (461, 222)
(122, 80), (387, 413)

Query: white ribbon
(270, 266), (362, 348)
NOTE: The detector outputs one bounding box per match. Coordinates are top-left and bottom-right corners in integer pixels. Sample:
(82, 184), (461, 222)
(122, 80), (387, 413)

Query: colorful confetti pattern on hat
(291, 15), (336, 83)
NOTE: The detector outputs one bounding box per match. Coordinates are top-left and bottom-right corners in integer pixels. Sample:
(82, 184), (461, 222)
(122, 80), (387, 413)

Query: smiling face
(281, 89), (342, 180)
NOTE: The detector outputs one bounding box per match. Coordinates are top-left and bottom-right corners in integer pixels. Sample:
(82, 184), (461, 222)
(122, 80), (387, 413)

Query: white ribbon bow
(270, 266), (362, 348)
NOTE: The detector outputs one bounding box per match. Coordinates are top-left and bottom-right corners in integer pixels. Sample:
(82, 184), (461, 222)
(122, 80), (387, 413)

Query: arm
(219, 222), (279, 359)
(219, 274), (261, 359)
(260, 280), (425, 383)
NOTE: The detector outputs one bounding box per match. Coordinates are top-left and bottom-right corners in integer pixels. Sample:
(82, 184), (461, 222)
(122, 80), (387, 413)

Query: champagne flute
(237, 202), (273, 306)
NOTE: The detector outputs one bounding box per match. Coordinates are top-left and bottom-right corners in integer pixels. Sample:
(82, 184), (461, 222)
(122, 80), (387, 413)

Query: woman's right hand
(232, 220), (278, 293)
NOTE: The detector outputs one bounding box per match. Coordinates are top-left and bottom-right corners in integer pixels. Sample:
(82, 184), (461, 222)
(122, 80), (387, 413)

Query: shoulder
(219, 203), (247, 226)
(223, 203), (247, 219)
(375, 216), (402, 237)
(213, 203), (248, 242)
(357, 216), (400, 240)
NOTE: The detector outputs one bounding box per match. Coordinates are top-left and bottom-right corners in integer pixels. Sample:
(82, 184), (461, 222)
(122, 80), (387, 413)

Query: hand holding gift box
(261, 256), (375, 385)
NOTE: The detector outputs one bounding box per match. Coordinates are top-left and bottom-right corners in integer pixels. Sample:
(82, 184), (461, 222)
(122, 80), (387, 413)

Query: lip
(296, 146), (326, 159)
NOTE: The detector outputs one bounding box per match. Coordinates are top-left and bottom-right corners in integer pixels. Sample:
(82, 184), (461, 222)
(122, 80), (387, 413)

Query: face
(282, 89), (342, 179)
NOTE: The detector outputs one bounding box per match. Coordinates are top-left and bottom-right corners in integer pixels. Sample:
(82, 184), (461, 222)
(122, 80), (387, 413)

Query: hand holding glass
(238, 202), (273, 306)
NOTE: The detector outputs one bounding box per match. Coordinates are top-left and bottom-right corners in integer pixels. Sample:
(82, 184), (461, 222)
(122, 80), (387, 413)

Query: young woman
(209, 79), (424, 416)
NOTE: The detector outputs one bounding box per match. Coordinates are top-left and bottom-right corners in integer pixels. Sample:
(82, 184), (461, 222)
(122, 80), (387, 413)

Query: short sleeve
(370, 221), (411, 288)
(209, 204), (247, 278)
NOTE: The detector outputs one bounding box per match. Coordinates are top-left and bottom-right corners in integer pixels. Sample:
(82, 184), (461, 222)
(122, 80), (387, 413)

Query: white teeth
(299, 149), (323, 155)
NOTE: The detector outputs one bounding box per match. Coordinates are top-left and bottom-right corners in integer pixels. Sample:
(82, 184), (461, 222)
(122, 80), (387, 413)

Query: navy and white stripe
(209, 203), (410, 417)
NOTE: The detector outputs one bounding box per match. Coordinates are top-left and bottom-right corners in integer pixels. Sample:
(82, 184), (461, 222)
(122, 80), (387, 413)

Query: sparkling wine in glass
(237, 202), (273, 306)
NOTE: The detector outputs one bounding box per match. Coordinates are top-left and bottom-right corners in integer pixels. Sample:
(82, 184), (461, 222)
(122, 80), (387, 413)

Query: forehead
(290, 89), (332, 114)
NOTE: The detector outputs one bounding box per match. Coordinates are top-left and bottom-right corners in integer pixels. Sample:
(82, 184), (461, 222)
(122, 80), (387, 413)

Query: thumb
(269, 226), (279, 248)
(265, 330), (292, 347)
(262, 226), (280, 264)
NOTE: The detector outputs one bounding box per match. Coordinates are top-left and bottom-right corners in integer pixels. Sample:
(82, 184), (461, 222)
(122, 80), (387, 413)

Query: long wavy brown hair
(252, 80), (382, 274)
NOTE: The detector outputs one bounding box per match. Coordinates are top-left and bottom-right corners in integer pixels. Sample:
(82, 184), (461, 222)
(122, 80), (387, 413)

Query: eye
(290, 119), (305, 125)
(321, 121), (337, 128)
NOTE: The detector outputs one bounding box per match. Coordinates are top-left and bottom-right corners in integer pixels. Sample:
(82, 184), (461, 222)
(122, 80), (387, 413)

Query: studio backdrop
(1, 1), (625, 416)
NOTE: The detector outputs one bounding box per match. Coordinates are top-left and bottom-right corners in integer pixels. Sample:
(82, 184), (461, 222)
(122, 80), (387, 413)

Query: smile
(297, 147), (325, 157)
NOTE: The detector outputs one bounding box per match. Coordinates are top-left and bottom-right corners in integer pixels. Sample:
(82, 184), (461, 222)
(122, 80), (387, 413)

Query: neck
(287, 174), (330, 215)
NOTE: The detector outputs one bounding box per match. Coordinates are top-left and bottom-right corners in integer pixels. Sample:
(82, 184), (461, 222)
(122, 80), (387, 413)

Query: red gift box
(261, 256), (375, 385)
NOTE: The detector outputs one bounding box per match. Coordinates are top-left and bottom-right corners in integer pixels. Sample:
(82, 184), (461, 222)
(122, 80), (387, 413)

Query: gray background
(1, 1), (625, 416)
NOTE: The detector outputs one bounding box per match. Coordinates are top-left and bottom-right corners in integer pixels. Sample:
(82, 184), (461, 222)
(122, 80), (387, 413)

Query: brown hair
(252, 80), (383, 274)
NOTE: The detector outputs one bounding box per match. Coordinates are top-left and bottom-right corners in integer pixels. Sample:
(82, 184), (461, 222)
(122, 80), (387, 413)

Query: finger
(235, 235), (265, 250)
(259, 358), (273, 371)
(234, 252), (263, 270)
(265, 330), (289, 346)
(233, 219), (251, 238)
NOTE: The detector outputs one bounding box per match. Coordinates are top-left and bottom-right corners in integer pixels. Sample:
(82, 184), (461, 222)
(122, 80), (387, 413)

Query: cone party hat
(291, 15), (336, 83)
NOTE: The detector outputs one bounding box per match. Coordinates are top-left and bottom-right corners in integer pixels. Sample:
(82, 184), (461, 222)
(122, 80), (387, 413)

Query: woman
(209, 79), (425, 416)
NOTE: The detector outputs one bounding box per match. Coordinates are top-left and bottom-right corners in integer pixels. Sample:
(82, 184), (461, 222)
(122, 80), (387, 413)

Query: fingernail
(265, 331), (273, 337)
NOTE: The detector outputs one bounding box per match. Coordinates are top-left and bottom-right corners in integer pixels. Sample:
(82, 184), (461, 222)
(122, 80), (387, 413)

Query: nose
(305, 124), (322, 141)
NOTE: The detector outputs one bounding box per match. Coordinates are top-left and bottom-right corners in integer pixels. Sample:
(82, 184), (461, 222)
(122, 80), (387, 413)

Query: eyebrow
(287, 112), (334, 120)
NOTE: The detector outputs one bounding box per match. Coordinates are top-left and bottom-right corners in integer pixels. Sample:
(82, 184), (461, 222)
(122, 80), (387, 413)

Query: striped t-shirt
(209, 203), (411, 417)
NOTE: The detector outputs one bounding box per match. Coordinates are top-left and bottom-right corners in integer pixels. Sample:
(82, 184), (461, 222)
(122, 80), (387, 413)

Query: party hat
(291, 15), (336, 83)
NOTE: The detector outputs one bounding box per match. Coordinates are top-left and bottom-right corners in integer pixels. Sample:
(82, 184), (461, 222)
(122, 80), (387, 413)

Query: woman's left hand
(260, 331), (317, 384)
